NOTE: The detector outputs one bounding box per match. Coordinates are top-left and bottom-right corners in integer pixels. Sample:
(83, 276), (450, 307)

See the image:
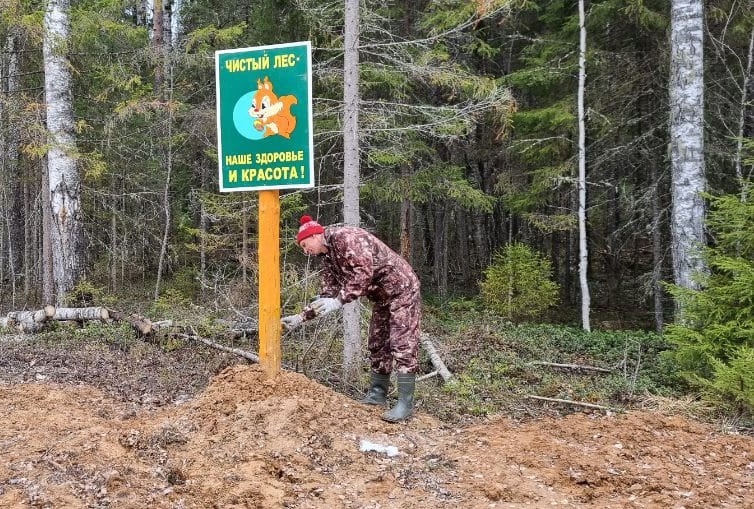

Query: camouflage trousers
(368, 287), (420, 375)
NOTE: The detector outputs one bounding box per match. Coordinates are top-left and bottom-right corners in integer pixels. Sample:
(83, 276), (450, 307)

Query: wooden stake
(258, 190), (281, 377)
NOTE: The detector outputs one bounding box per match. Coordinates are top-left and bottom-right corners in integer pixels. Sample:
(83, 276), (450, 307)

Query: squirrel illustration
(249, 76), (298, 139)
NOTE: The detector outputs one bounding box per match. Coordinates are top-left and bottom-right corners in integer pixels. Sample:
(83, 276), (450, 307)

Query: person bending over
(282, 215), (421, 423)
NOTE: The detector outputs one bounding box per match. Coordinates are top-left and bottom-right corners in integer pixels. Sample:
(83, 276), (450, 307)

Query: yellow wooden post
(258, 190), (281, 377)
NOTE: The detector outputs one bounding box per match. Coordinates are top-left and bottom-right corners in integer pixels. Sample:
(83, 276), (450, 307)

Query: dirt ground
(1, 339), (753, 508)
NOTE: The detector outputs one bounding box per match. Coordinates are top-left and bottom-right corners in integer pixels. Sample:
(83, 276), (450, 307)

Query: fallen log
(105, 309), (156, 337)
(416, 370), (439, 382)
(525, 395), (619, 412)
(0, 305), (228, 339)
(177, 332), (259, 363)
(0, 306), (56, 333)
(531, 361), (612, 373)
(420, 332), (453, 382)
(214, 318), (259, 338)
(53, 307), (110, 321)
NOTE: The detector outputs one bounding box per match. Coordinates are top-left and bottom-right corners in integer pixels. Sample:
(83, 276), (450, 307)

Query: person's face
(299, 234), (327, 256)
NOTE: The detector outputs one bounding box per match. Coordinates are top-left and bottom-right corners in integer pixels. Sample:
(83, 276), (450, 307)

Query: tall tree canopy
(0, 0), (750, 331)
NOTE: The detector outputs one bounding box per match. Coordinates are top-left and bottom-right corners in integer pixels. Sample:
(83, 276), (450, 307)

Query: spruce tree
(665, 185), (754, 413)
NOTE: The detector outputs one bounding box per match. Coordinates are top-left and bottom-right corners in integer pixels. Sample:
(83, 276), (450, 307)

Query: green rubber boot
(360, 372), (389, 405)
(382, 373), (415, 423)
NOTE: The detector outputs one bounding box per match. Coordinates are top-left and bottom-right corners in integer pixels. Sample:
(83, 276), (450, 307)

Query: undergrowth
(416, 303), (679, 423)
(4, 287), (749, 429)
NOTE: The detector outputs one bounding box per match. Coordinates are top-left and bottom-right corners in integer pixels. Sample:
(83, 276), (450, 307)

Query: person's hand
(310, 297), (343, 317)
(281, 314), (304, 330)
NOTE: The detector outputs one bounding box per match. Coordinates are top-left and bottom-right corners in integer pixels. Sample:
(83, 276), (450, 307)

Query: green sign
(215, 42), (314, 192)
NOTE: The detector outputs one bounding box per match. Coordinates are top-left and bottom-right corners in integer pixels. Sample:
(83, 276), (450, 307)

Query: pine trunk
(433, 203), (448, 298)
(342, 0), (362, 383)
(1, 28), (23, 307)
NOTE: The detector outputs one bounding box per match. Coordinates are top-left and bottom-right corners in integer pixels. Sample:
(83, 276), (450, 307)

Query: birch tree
(342, 0), (362, 382)
(43, 0), (84, 304)
(669, 0), (707, 303)
(577, 0), (590, 331)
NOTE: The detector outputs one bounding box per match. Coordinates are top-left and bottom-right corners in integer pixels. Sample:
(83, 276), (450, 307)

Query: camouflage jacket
(316, 226), (420, 305)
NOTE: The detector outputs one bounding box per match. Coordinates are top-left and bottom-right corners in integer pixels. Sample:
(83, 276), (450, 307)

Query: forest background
(0, 0), (753, 419)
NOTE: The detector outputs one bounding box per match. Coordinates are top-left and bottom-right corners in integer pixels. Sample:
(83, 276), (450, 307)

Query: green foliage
(360, 64), (412, 100)
(504, 66), (571, 93)
(511, 103), (575, 133)
(496, 162), (572, 214)
(711, 347), (754, 409)
(363, 164), (495, 213)
(184, 23), (248, 53)
(585, 0), (668, 36)
(617, 0), (667, 31)
(65, 280), (115, 307)
(443, 357), (517, 416)
(164, 267), (201, 301)
(664, 186), (754, 414)
(706, 192), (754, 257)
(151, 288), (194, 318)
(71, 8), (147, 54)
(68, 321), (135, 344)
(420, 0), (519, 34)
(479, 243), (559, 321)
(523, 212), (577, 233)
(743, 138), (754, 172)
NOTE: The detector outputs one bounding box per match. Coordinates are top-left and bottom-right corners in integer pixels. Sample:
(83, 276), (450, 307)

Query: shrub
(479, 243), (559, 321)
(66, 280), (115, 307)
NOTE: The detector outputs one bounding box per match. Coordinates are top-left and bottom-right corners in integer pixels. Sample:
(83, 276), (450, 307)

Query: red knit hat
(296, 215), (324, 243)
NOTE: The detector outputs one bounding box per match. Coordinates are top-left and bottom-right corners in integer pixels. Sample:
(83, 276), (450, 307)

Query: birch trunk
(669, 0), (707, 298)
(43, 0), (84, 304)
(342, 0), (362, 383)
(53, 306), (109, 321)
(577, 0), (591, 331)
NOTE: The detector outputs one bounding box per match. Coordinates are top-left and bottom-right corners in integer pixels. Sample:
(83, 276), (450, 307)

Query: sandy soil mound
(1, 364), (752, 508)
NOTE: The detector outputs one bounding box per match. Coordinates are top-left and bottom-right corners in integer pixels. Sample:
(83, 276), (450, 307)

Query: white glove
(281, 314), (304, 330)
(310, 297), (343, 317)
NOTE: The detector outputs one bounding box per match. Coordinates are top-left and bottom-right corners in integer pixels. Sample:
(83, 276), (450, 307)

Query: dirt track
(1, 363), (752, 508)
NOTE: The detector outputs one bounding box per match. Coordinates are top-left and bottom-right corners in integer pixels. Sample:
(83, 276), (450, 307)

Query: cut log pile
(0, 306), (167, 336)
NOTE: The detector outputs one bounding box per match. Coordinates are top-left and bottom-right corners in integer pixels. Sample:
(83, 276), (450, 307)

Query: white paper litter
(359, 439), (399, 457)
